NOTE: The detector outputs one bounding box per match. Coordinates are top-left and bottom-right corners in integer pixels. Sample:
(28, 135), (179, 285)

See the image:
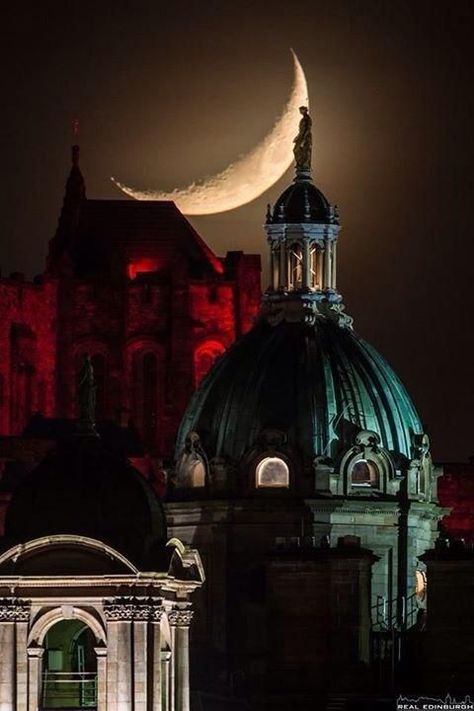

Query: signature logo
(397, 695), (474, 710)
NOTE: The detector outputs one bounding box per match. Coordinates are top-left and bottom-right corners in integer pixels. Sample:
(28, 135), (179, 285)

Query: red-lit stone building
(0, 146), (260, 457)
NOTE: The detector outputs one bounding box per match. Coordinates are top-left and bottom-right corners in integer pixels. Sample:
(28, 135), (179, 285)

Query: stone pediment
(0, 535), (138, 576)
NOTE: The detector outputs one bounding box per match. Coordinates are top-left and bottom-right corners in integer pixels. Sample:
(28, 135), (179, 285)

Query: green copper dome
(176, 318), (422, 468)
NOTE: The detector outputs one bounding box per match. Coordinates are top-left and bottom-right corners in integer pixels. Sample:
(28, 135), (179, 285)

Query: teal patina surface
(177, 318), (422, 464)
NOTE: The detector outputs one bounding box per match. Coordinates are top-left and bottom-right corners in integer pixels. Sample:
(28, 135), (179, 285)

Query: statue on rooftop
(293, 106), (312, 171)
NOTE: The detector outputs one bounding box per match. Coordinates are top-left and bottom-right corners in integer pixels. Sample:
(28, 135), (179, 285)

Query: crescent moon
(111, 50), (309, 215)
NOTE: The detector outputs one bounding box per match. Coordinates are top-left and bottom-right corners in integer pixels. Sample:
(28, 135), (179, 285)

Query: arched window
(187, 458), (206, 487)
(43, 619), (97, 708)
(309, 244), (320, 289)
(288, 243), (303, 290)
(350, 459), (380, 488)
(132, 350), (159, 448)
(10, 324), (37, 433)
(194, 341), (225, 387)
(415, 570), (427, 603)
(256, 457), (290, 489)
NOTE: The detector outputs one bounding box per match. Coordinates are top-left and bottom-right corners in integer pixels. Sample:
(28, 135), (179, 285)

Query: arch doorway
(41, 619), (97, 708)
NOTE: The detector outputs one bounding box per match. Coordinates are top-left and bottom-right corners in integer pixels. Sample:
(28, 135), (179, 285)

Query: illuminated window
(289, 243), (303, 290)
(415, 570), (427, 602)
(128, 258), (159, 280)
(351, 459), (380, 488)
(256, 457), (289, 488)
(187, 459), (206, 487)
(309, 245), (320, 289)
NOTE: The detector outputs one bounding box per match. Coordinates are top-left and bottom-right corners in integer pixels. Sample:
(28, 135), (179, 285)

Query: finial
(71, 118), (80, 167)
(71, 145), (80, 168)
(77, 354), (97, 435)
(266, 203), (273, 223)
(293, 106), (312, 179)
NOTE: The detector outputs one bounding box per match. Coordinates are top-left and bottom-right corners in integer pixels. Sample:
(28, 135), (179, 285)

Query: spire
(65, 142), (86, 203)
(46, 135), (86, 274)
(77, 355), (98, 436)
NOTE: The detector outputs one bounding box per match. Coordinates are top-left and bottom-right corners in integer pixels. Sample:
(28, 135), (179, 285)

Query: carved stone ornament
(104, 598), (163, 622)
(167, 609), (194, 627)
(0, 598), (31, 622)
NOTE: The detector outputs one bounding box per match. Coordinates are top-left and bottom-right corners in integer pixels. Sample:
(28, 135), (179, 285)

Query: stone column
(27, 648), (43, 711)
(161, 652), (172, 711)
(94, 648), (107, 711)
(332, 242), (337, 289)
(324, 241), (331, 289)
(272, 248), (279, 290)
(104, 619), (118, 711)
(169, 624), (176, 711)
(279, 241), (286, 288)
(0, 601), (30, 711)
(302, 239), (310, 288)
(13, 609), (30, 711)
(268, 246), (274, 291)
(104, 600), (134, 711)
(117, 621), (132, 710)
(168, 610), (193, 711)
(151, 611), (163, 711)
(0, 623), (15, 711)
(133, 617), (148, 711)
(317, 246), (324, 289)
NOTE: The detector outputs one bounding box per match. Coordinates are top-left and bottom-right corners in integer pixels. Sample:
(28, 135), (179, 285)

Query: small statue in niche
(293, 106), (312, 171)
(176, 431), (208, 488)
(77, 354), (97, 433)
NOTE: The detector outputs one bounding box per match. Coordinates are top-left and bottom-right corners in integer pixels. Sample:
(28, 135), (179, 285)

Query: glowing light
(128, 258), (159, 280)
(112, 50), (309, 215)
(256, 457), (290, 488)
(194, 340), (226, 386)
(415, 570), (427, 602)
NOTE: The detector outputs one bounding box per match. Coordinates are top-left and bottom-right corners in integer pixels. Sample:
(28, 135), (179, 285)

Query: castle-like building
(0, 145), (260, 457)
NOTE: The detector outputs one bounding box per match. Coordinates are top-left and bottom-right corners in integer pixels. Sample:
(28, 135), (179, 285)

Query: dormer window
(187, 458), (206, 488)
(256, 457), (289, 489)
(351, 459), (380, 489)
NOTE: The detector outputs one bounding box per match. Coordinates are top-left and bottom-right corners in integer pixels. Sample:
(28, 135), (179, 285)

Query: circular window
(351, 459), (380, 488)
(256, 457), (289, 489)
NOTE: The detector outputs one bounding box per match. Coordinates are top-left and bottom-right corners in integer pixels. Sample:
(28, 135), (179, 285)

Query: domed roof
(5, 434), (167, 569)
(177, 319), (422, 468)
(270, 178), (335, 224)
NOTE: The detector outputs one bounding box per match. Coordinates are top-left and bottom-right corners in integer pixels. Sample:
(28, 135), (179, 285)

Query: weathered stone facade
(0, 536), (203, 711)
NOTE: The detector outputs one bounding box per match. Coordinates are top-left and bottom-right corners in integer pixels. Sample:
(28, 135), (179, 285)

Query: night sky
(2, 1), (473, 462)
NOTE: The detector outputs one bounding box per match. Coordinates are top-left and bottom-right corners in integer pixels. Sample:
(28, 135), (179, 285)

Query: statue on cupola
(293, 106), (312, 171)
(263, 107), (351, 326)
